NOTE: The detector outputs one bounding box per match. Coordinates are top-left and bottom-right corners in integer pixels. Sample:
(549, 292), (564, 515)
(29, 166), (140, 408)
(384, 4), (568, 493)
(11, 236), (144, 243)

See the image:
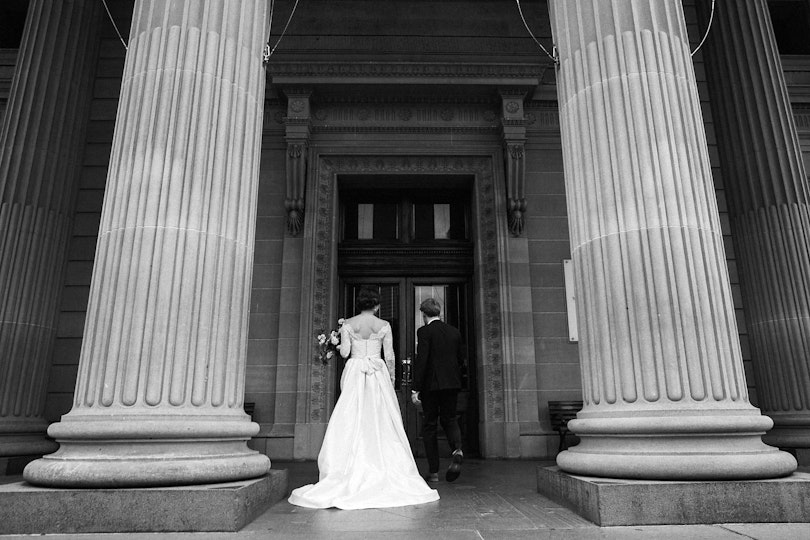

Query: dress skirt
(288, 356), (439, 509)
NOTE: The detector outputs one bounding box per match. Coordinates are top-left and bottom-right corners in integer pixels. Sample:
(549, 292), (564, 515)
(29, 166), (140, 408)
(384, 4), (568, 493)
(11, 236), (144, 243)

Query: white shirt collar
(426, 316), (440, 325)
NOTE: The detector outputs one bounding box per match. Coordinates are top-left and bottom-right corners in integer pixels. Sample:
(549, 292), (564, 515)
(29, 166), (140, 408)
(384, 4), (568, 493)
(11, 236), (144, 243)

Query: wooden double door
(338, 279), (479, 457)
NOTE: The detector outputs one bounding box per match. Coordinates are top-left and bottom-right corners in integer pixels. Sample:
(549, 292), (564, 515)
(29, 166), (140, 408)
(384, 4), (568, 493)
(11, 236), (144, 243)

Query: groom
(411, 297), (466, 483)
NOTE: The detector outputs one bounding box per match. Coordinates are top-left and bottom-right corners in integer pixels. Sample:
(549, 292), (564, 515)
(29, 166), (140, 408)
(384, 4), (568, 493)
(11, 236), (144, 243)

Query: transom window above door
(339, 175), (471, 243)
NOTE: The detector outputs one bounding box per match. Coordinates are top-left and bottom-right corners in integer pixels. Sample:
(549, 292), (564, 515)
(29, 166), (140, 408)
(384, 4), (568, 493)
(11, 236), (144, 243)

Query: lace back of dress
(347, 325), (385, 359)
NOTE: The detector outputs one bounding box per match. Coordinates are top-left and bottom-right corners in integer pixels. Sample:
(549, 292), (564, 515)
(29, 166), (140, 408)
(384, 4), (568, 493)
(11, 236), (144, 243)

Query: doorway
(338, 280), (479, 457)
(336, 175), (479, 456)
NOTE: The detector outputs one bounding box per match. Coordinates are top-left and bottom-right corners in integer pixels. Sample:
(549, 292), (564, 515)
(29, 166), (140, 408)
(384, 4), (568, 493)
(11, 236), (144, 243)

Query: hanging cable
(101, 0), (127, 51)
(264, 0), (301, 63)
(263, 0), (276, 62)
(515, 0), (557, 65)
(691, 0), (716, 57)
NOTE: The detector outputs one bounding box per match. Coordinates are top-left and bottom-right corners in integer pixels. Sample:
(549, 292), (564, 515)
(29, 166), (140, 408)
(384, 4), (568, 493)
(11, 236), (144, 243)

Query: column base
(762, 420), (810, 448)
(0, 419), (59, 457)
(537, 466), (810, 526)
(558, 412), (798, 480)
(0, 434), (58, 458)
(23, 413), (271, 487)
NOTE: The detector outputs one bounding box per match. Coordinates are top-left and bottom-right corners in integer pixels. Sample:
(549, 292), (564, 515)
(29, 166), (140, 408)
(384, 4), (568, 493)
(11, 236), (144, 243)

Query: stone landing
(0, 469), (288, 534)
(537, 466), (810, 526)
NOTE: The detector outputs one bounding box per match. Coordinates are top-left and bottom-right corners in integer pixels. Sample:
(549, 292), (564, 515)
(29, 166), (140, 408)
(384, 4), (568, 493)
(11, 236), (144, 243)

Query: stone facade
(1, 0), (810, 485)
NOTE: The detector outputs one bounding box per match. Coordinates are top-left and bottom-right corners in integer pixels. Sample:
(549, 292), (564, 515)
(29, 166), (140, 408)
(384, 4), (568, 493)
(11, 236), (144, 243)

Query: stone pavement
(3, 459), (810, 539)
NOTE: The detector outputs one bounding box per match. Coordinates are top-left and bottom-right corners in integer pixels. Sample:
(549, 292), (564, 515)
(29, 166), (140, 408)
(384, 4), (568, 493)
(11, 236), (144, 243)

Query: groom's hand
(410, 391), (421, 405)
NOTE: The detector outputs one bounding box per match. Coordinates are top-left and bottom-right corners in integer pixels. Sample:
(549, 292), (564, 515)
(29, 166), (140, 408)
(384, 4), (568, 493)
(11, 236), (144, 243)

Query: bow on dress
(357, 356), (386, 375)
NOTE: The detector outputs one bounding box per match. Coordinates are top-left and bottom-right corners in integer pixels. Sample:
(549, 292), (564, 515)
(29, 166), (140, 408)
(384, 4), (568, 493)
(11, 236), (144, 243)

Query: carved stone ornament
(505, 143), (527, 237)
(283, 91), (312, 236)
(306, 155), (506, 423)
(285, 142), (307, 235)
(290, 99), (305, 113)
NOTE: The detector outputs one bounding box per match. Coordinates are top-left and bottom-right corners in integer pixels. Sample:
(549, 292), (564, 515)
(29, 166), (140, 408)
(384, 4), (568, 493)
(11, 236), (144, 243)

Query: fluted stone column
(549, 0), (797, 479)
(696, 0), (810, 455)
(24, 0), (271, 487)
(0, 0), (99, 459)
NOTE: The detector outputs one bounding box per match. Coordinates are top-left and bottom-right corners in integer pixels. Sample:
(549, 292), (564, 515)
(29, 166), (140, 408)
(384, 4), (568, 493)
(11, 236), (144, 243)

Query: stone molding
(310, 102), (500, 129)
(268, 61), (546, 85)
(302, 154), (507, 424)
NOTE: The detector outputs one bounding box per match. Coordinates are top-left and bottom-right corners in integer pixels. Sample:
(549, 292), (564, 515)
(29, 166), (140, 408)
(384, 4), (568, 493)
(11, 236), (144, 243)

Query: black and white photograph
(1, 1), (810, 538)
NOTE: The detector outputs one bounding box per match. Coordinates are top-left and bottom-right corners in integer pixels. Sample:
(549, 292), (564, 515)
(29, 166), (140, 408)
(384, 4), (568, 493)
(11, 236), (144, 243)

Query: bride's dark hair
(356, 286), (380, 311)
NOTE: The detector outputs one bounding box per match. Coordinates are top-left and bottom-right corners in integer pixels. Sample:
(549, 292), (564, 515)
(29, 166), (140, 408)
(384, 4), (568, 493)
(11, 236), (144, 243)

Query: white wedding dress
(288, 322), (439, 509)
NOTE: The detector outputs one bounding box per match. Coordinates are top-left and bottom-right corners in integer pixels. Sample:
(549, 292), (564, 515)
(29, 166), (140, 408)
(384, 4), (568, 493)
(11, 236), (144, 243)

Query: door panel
(408, 280), (477, 458)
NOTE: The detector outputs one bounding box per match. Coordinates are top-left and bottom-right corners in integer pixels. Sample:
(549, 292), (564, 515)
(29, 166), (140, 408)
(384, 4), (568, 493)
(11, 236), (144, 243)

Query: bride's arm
(338, 324), (351, 358)
(383, 324), (395, 386)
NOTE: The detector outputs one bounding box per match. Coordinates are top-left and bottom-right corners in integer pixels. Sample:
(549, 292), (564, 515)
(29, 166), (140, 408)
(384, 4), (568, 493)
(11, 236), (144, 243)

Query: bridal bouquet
(316, 318), (344, 364)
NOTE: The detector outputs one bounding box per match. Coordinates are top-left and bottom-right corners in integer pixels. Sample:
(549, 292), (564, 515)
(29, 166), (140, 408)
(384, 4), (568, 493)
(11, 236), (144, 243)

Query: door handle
(401, 355), (413, 389)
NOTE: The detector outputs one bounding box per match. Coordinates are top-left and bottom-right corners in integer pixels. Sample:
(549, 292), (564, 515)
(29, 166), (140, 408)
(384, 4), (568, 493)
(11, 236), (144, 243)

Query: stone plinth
(537, 466), (810, 526)
(0, 470), (288, 534)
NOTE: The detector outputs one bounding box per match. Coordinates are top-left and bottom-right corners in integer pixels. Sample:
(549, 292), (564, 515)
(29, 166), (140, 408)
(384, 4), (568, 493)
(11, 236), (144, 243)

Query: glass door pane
(413, 285), (447, 351)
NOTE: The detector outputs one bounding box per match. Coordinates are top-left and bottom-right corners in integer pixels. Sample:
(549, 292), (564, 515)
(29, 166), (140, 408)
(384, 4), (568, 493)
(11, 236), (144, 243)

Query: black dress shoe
(446, 450), (463, 482)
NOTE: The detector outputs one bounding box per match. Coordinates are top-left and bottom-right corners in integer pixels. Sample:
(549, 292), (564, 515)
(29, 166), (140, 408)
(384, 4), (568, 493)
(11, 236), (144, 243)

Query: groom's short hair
(419, 298), (441, 317)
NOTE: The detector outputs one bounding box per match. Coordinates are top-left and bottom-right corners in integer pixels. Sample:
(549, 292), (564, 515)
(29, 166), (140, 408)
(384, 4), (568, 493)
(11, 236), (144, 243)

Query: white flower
(317, 334), (326, 344)
(326, 351), (334, 359)
(337, 318), (345, 325)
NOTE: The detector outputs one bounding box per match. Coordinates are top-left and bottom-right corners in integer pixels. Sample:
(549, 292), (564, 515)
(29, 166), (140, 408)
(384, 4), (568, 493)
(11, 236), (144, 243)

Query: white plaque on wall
(563, 259), (578, 343)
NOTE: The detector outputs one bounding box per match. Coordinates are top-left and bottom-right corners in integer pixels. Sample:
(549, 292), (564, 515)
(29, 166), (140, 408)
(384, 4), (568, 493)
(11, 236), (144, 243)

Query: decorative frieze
(309, 102), (500, 129)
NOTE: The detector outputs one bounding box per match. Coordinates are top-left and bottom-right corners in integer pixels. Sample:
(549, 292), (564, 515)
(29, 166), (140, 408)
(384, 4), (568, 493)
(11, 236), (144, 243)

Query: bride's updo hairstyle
(356, 286), (380, 312)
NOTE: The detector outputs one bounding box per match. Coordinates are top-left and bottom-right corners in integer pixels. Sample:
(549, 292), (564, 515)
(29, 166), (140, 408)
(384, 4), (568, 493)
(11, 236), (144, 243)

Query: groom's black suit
(413, 319), (466, 474)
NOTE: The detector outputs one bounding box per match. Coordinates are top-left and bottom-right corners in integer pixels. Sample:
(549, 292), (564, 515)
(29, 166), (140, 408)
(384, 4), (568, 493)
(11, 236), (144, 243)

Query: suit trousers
(421, 388), (462, 473)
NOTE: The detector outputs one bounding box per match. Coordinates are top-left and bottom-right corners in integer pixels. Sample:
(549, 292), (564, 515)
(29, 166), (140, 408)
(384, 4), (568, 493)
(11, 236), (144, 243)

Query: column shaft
(549, 0), (796, 479)
(0, 0), (99, 458)
(697, 0), (810, 451)
(24, 0), (271, 487)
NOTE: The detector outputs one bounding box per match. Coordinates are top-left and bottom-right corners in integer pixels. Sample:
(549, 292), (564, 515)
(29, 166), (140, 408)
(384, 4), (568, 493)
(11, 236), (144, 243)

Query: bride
(288, 286), (440, 509)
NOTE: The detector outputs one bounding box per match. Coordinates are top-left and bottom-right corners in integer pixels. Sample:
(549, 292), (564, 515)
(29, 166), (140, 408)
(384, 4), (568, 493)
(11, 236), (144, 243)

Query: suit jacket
(413, 319), (466, 393)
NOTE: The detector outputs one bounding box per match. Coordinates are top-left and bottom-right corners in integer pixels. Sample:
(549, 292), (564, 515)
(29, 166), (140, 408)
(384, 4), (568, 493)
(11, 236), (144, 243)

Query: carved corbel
(499, 89), (528, 237)
(283, 89), (312, 236)
(285, 141), (307, 235)
(505, 142), (527, 236)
